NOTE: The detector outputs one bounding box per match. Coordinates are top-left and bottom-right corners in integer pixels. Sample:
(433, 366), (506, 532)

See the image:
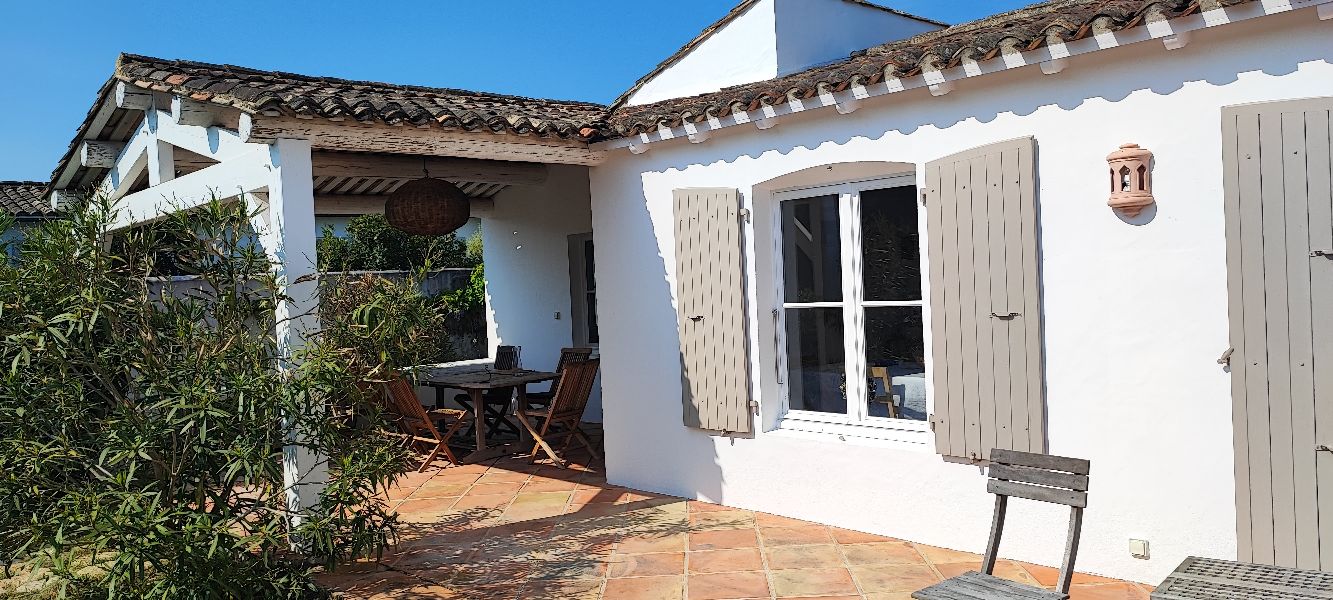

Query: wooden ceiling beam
(309, 152), (547, 186)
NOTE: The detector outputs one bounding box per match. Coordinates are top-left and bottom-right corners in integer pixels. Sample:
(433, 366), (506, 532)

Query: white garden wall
(589, 9), (1333, 584)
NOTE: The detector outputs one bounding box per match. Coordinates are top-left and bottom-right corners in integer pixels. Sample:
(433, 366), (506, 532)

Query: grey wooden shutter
(1223, 97), (1333, 571)
(924, 137), (1045, 461)
(673, 188), (753, 434)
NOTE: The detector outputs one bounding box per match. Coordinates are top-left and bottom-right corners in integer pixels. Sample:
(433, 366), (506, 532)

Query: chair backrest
(495, 345), (521, 370)
(982, 449), (1091, 595)
(383, 377), (438, 438)
(555, 347), (595, 374)
(547, 358), (599, 418)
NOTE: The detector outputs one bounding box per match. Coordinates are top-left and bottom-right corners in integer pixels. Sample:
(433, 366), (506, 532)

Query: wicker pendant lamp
(384, 160), (471, 236)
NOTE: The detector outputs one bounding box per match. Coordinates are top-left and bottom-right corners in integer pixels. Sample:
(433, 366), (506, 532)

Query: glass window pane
(781, 195), (842, 303)
(784, 307), (846, 414)
(864, 307), (926, 421)
(860, 186), (921, 301)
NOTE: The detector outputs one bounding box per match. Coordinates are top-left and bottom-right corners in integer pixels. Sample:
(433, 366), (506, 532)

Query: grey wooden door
(924, 137), (1046, 462)
(673, 188), (753, 435)
(1223, 97), (1333, 571)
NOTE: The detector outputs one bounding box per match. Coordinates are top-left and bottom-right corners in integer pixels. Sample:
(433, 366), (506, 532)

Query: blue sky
(0, 1), (1029, 181)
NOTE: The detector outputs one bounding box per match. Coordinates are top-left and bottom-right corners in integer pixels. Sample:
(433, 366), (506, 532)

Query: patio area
(320, 451), (1154, 600)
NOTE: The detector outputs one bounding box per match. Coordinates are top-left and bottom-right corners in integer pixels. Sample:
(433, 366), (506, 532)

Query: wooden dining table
(414, 361), (559, 463)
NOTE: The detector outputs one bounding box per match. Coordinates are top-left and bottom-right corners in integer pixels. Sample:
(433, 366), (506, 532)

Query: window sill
(768, 415), (934, 450)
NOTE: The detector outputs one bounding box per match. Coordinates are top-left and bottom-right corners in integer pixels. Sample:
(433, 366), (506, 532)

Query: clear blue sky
(0, 1), (1028, 182)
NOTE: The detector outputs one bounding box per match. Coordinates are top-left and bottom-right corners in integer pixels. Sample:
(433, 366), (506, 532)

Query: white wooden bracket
(754, 117), (777, 130)
(171, 96), (222, 128)
(928, 81), (955, 97)
(835, 97), (861, 114)
(114, 81), (152, 111)
(1319, 3), (1333, 20)
(1162, 30), (1191, 50)
(683, 122), (710, 144)
(627, 142), (649, 155)
(1040, 58), (1068, 75)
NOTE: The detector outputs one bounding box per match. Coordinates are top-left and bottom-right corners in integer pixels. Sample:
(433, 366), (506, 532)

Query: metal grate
(1152, 557), (1333, 600)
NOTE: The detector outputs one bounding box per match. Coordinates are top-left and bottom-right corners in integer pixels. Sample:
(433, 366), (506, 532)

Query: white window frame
(772, 174), (931, 443)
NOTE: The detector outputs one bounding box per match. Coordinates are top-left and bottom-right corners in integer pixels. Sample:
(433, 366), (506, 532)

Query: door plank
(941, 162), (968, 456)
(972, 154), (998, 460)
(1002, 146), (1031, 453)
(1280, 110), (1319, 570)
(1017, 142), (1045, 453)
(1259, 110), (1298, 568)
(1306, 108), (1333, 572)
(926, 164), (953, 455)
(986, 149), (1014, 454)
(1221, 109), (1254, 562)
(1238, 110), (1276, 565)
(959, 156), (985, 460)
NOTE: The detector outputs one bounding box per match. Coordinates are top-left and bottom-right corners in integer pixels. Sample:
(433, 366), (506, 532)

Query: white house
(39, 0), (1333, 585)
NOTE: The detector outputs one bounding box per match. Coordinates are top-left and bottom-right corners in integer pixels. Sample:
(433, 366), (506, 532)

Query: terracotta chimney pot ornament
(1106, 143), (1155, 217)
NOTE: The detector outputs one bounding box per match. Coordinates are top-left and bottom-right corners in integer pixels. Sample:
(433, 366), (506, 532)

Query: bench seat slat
(991, 449), (1090, 474)
(989, 463), (1089, 491)
(988, 479), (1088, 508)
(913, 572), (1068, 600)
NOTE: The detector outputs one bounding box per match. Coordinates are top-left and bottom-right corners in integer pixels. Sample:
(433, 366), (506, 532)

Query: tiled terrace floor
(323, 453), (1153, 600)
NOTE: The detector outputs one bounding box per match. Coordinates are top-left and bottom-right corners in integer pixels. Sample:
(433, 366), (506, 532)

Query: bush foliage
(316, 214), (478, 272)
(0, 198), (441, 598)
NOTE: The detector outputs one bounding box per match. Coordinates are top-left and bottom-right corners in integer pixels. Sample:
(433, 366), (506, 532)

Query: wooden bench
(913, 449), (1091, 600)
(1152, 556), (1333, 599)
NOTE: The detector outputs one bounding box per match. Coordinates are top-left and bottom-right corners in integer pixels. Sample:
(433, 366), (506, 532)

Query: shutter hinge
(928, 415), (936, 431)
(920, 190), (929, 205)
(749, 400), (760, 414)
(738, 208), (751, 222)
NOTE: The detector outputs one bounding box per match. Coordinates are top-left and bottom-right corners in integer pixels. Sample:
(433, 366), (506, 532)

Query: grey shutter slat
(926, 137), (1043, 461)
(1224, 97), (1333, 571)
(1281, 110), (1319, 571)
(1308, 107), (1333, 572)
(1221, 108), (1253, 563)
(673, 188), (752, 434)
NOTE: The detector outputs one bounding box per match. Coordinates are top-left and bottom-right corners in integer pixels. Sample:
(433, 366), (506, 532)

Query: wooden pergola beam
(310, 153), (547, 186)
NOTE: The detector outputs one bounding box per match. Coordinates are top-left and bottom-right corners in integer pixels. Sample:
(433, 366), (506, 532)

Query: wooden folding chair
(869, 366), (899, 419)
(516, 358), (600, 468)
(383, 377), (473, 472)
(913, 449), (1091, 600)
(524, 347), (595, 411)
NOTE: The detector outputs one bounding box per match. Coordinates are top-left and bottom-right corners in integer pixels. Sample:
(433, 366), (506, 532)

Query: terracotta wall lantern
(1106, 143), (1155, 217)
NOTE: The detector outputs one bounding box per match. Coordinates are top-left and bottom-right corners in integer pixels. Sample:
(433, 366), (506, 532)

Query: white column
(251, 138), (327, 522)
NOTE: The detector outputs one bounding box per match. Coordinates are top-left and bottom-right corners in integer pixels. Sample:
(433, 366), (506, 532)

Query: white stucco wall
(626, 0), (779, 106)
(774, 0), (940, 77)
(590, 9), (1333, 584)
(482, 165), (603, 420)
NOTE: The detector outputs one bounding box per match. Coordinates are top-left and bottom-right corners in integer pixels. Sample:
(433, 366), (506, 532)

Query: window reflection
(784, 308), (846, 414)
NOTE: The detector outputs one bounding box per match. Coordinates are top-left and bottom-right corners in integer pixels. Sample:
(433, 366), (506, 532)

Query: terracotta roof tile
(114, 53), (610, 141)
(607, 0), (1259, 136)
(0, 182), (53, 218)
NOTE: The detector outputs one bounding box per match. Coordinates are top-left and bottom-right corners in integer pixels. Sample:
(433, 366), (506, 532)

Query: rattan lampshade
(384, 178), (471, 236)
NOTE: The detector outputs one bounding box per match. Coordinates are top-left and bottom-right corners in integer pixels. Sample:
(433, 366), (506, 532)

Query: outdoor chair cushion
(913, 571), (1068, 600)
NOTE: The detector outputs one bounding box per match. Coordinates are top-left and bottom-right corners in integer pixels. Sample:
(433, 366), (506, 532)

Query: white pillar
(251, 138), (327, 522)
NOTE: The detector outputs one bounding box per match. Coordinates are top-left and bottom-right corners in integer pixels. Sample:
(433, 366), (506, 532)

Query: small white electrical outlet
(1129, 539), (1150, 560)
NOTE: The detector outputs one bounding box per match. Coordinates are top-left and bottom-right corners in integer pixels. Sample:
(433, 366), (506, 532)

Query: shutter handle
(1218, 347), (1234, 366)
(1312, 250), (1333, 258)
(689, 315), (705, 322)
(772, 309), (784, 385)
(990, 312), (1021, 320)
(1318, 445), (1333, 453)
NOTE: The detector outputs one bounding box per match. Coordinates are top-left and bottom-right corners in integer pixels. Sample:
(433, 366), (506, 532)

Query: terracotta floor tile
(478, 470), (532, 484)
(396, 496), (459, 515)
(524, 477), (580, 492)
(689, 529), (759, 551)
(466, 481), (524, 496)
(414, 483), (472, 499)
(688, 500), (733, 513)
(760, 526), (834, 546)
(602, 574), (685, 600)
(840, 541), (926, 566)
(830, 527), (894, 544)
(914, 544), (981, 565)
(687, 548), (764, 574)
(687, 571), (770, 600)
(609, 552), (687, 578)
(573, 487), (628, 504)
(510, 491), (573, 509)
(688, 511), (756, 531)
(861, 594), (917, 600)
(764, 544), (844, 570)
(755, 512), (816, 528)
(851, 564), (940, 593)
(519, 578), (602, 599)
(431, 471), (486, 485)
(769, 568), (858, 597)
(1067, 582), (1151, 600)
(1021, 562), (1127, 587)
(451, 494), (513, 511)
(619, 532), (689, 555)
(932, 560), (1037, 586)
